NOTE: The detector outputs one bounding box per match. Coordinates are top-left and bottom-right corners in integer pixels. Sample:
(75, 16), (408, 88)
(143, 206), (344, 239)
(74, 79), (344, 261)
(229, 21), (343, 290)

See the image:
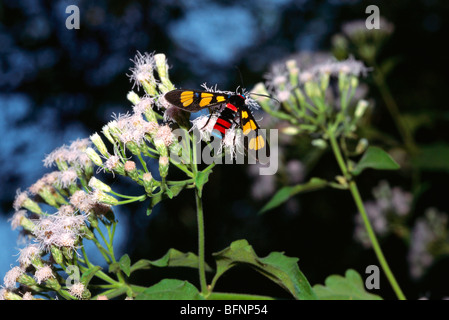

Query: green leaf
(212, 239), (316, 300)
(411, 143), (449, 172)
(352, 146), (400, 176)
(313, 269), (383, 300)
(195, 169), (211, 197)
(147, 184), (186, 215)
(80, 266), (102, 286)
(135, 279), (204, 300)
(259, 177), (327, 214)
(119, 254), (131, 277)
(130, 248), (213, 274)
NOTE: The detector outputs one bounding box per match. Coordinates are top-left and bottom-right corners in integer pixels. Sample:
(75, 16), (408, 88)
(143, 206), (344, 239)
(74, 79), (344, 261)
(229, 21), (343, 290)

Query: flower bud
(92, 189), (119, 206)
(1, 289), (22, 300)
(124, 161), (139, 181)
(142, 172), (154, 194)
(304, 81), (321, 99)
(354, 99), (369, 119)
(311, 139), (328, 149)
(62, 247), (74, 261)
(85, 147), (103, 166)
(20, 216), (36, 233)
(90, 133), (109, 158)
(154, 53), (175, 93)
(127, 91), (141, 105)
(88, 177), (112, 193)
(159, 156), (169, 178)
(14, 191), (43, 215)
(355, 138), (369, 155)
(51, 246), (64, 265)
(126, 141), (142, 156)
(18, 273), (37, 287)
(142, 79), (158, 96)
(102, 124), (116, 145)
(80, 225), (95, 240)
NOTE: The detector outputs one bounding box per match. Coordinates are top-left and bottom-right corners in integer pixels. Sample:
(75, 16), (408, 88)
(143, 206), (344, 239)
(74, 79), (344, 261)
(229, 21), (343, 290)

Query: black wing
(164, 89), (229, 112)
(239, 104), (270, 164)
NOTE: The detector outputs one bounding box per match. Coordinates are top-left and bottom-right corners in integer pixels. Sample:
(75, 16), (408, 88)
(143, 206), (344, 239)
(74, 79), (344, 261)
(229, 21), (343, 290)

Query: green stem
(328, 131), (406, 300)
(109, 190), (146, 199)
(191, 132), (208, 296)
(137, 153), (149, 173)
(195, 188), (208, 296)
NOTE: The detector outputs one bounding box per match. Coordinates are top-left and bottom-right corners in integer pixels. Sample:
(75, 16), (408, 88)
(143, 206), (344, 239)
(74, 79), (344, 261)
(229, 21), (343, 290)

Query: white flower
(128, 51), (156, 89)
(34, 265), (55, 284)
(3, 266), (24, 289)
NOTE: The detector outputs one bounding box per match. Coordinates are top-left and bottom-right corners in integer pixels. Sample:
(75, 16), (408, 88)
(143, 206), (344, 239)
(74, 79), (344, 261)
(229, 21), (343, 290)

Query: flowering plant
(3, 17), (447, 300)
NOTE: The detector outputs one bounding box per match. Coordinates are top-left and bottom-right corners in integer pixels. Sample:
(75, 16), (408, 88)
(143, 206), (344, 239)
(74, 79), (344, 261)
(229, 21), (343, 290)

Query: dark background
(1, 0), (448, 300)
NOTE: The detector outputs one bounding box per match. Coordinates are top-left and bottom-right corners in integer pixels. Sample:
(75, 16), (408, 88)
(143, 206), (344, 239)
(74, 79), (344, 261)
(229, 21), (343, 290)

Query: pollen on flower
(54, 232), (77, 249)
(42, 171), (60, 186)
(159, 156), (169, 166)
(58, 205), (76, 216)
(142, 172), (153, 182)
(129, 51), (156, 88)
(44, 139), (93, 169)
(28, 178), (47, 195)
(133, 96), (154, 114)
(34, 265), (55, 284)
(155, 124), (174, 146)
(3, 266), (24, 289)
(13, 189), (30, 211)
(143, 121), (159, 136)
(124, 161), (136, 172)
(43, 145), (71, 167)
(22, 292), (34, 300)
(70, 190), (94, 213)
(56, 168), (78, 189)
(69, 138), (91, 151)
(9, 210), (27, 230)
(69, 282), (85, 299)
(18, 244), (41, 268)
(115, 112), (148, 145)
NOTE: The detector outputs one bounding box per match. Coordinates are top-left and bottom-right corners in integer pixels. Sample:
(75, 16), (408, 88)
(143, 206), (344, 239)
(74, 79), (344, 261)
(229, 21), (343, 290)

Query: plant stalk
(328, 131), (406, 300)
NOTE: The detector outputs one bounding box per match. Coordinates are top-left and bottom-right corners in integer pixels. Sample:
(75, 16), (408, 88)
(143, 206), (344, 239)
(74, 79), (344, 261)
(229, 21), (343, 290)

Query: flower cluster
(253, 54), (370, 149)
(408, 208), (449, 279)
(332, 17), (395, 63)
(353, 180), (413, 247)
(2, 138), (109, 299)
(2, 52), (219, 300)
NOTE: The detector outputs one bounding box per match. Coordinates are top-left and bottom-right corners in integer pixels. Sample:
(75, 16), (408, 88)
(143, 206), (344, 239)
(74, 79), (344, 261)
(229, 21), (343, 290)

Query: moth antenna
(234, 66), (245, 95)
(248, 92), (280, 108)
